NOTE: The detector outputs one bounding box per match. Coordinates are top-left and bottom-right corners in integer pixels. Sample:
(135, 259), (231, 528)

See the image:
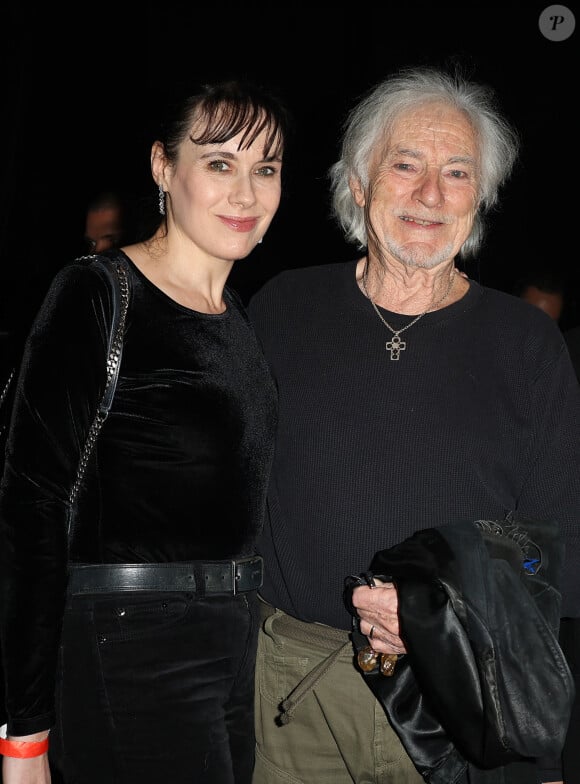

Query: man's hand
(351, 578), (406, 655)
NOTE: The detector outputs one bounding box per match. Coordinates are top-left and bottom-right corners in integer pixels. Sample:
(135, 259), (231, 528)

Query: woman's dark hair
(159, 79), (291, 165)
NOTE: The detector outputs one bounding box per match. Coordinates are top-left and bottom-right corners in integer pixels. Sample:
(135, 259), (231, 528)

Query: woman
(0, 79), (289, 784)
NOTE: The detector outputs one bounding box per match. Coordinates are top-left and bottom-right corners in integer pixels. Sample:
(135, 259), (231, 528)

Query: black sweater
(248, 260), (580, 629)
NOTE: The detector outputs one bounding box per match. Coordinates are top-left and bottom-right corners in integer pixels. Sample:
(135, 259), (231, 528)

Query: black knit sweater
(248, 260), (580, 630)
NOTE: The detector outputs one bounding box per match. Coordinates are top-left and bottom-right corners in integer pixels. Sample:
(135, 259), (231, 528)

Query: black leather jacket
(345, 517), (574, 784)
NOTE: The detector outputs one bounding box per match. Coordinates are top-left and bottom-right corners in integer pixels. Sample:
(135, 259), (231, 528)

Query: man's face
(85, 206), (123, 253)
(353, 101), (480, 269)
(521, 285), (564, 322)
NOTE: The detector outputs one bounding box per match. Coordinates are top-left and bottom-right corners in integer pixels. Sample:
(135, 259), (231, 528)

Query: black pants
(49, 589), (260, 784)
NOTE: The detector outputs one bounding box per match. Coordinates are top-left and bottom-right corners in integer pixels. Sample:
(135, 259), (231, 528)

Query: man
(248, 66), (579, 784)
(83, 190), (126, 254)
(513, 269), (567, 324)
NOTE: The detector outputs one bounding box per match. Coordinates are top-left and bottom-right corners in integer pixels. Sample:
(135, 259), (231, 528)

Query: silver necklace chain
(360, 266), (456, 360)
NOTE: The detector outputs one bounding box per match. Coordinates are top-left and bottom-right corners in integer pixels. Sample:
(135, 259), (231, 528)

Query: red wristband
(0, 736), (49, 758)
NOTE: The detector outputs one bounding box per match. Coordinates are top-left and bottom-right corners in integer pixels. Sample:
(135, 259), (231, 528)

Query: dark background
(1, 3), (578, 330)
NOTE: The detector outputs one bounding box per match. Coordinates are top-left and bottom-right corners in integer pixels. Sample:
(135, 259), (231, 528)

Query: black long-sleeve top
(0, 250), (277, 735)
(248, 260), (580, 630)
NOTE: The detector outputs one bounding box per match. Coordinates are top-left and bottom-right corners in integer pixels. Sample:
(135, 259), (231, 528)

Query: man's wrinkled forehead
(376, 101), (479, 161)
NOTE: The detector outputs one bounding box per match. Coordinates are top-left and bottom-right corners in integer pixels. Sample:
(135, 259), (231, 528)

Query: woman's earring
(158, 184), (166, 216)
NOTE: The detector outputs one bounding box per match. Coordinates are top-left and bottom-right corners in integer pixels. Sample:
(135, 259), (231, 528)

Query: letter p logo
(539, 4), (576, 40)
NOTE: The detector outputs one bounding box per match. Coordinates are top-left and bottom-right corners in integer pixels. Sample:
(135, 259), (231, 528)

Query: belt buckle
(233, 555), (262, 594)
(232, 556), (251, 595)
(231, 559), (239, 595)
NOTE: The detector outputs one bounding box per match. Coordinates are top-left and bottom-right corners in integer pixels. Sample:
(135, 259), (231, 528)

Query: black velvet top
(0, 250), (277, 735)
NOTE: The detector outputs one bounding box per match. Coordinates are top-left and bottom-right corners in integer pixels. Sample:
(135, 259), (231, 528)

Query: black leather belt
(67, 556), (263, 596)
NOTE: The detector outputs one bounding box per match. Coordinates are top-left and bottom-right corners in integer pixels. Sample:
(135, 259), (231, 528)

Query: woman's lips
(218, 216), (258, 233)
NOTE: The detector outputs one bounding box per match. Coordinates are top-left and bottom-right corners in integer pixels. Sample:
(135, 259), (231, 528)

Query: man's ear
(151, 141), (168, 188)
(350, 176), (366, 207)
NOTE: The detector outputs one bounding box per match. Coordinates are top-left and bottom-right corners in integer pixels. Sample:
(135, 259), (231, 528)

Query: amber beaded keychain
(357, 646), (398, 676)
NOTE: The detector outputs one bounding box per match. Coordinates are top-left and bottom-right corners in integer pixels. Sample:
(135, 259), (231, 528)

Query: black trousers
(49, 589), (260, 784)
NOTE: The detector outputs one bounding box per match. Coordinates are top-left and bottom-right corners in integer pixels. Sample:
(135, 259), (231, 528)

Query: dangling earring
(257, 238), (263, 244)
(158, 184), (166, 216)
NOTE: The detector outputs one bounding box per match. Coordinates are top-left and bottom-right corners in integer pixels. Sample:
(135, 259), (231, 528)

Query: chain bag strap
(0, 369), (15, 411)
(68, 255), (130, 514)
(0, 369), (16, 451)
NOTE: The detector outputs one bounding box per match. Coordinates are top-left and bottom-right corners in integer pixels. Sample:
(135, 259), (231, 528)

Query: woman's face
(161, 123), (283, 262)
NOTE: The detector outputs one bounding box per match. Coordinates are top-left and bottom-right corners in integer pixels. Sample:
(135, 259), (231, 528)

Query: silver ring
(369, 625), (375, 640)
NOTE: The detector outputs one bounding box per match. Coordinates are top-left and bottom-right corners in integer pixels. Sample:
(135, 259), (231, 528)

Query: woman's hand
(3, 754), (51, 784)
(2, 731), (51, 784)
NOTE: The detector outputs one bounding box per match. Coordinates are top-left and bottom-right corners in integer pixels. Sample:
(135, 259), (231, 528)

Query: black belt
(67, 556), (263, 596)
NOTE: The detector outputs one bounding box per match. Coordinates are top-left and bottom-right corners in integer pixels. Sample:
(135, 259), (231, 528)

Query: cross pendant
(386, 333), (406, 360)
